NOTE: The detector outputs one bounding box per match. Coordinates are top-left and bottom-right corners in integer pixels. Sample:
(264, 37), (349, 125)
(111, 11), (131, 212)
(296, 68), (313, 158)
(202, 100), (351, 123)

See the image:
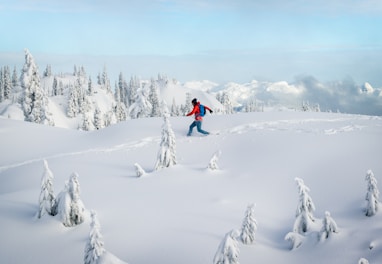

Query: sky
(1, 0), (382, 86)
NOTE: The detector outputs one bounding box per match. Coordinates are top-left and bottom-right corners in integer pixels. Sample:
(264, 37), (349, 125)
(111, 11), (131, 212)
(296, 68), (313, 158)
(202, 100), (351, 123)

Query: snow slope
(0, 111), (381, 264)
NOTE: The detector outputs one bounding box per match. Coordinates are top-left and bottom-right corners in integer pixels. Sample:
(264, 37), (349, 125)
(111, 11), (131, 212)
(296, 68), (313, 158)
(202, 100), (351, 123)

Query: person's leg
(196, 121), (209, 135)
(187, 121), (197, 136)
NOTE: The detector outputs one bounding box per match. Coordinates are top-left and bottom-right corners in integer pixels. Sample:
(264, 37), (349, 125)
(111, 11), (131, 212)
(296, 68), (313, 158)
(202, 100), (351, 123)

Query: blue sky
(1, 0), (382, 86)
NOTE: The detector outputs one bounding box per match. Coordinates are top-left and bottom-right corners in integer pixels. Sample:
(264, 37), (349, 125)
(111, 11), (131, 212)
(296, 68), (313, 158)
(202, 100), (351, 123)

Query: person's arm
(205, 105), (213, 113)
(186, 105), (197, 116)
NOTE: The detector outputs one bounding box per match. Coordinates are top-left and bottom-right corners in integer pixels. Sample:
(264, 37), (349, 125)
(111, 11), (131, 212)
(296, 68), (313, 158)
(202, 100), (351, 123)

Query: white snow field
(0, 111), (381, 264)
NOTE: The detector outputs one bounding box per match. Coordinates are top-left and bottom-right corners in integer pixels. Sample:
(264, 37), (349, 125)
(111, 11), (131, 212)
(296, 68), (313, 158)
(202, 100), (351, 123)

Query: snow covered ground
(0, 111), (381, 264)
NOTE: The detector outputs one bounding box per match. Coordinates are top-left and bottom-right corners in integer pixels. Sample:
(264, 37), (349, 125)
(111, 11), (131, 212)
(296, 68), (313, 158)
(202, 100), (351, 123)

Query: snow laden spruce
(213, 229), (240, 264)
(37, 160), (56, 218)
(365, 169), (380, 217)
(213, 204), (258, 264)
(37, 160), (85, 227)
(154, 114), (177, 170)
(240, 203), (258, 245)
(20, 49), (54, 125)
(54, 172), (86, 227)
(84, 211), (105, 264)
(285, 177), (339, 250)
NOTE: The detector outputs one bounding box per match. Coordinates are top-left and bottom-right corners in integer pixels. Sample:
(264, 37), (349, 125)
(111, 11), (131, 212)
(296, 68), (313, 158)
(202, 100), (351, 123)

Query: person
(186, 98), (213, 136)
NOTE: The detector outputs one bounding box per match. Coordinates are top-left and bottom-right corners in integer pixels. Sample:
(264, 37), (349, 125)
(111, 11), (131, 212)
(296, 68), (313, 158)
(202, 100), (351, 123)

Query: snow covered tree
(37, 160), (56, 218)
(213, 229), (240, 264)
(67, 84), (79, 118)
(127, 75), (140, 106)
(43, 64), (52, 77)
(293, 177), (316, 234)
(129, 87), (152, 119)
(81, 113), (94, 131)
(154, 114), (176, 170)
(134, 163), (146, 177)
(240, 203), (257, 245)
(114, 83), (127, 122)
(104, 109), (117, 127)
(12, 66), (19, 88)
(0, 69), (3, 102)
(284, 232), (304, 250)
(97, 65), (111, 93)
(222, 92), (234, 114)
(170, 97), (180, 116)
(53, 172), (85, 227)
(182, 92), (192, 114)
(84, 211), (105, 264)
(88, 76), (94, 96)
(365, 169), (380, 217)
(3, 66), (12, 100)
(148, 77), (161, 117)
(93, 106), (104, 130)
(208, 151), (221, 171)
(319, 211), (338, 240)
(20, 49), (54, 125)
(302, 101), (310, 112)
(52, 76), (58, 96)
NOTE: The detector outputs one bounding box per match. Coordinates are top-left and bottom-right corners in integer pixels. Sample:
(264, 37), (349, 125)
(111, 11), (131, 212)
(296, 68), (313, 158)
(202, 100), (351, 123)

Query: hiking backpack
(199, 104), (206, 117)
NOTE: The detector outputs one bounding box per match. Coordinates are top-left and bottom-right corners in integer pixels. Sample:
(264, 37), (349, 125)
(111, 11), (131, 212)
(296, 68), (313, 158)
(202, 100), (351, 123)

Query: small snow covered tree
(134, 163), (146, 177)
(213, 229), (240, 264)
(208, 151), (221, 171)
(84, 211), (105, 264)
(365, 169), (380, 217)
(319, 211), (338, 240)
(3, 66), (12, 100)
(93, 107), (104, 130)
(54, 172), (85, 227)
(170, 97), (180, 116)
(154, 114), (177, 170)
(81, 113), (94, 131)
(359, 258), (369, 264)
(284, 232), (304, 250)
(37, 160), (56, 218)
(217, 92), (234, 114)
(240, 203), (257, 245)
(12, 66), (19, 88)
(293, 178), (316, 234)
(129, 87), (152, 119)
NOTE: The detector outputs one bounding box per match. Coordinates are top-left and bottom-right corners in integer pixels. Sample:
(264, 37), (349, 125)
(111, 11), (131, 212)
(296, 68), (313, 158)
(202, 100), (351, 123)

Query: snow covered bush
(358, 258), (369, 264)
(284, 232), (304, 250)
(365, 169), (380, 217)
(293, 177), (316, 234)
(53, 172), (85, 227)
(213, 229), (240, 264)
(84, 211), (105, 264)
(134, 163), (145, 177)
(240, 203), (257, 245)
(208, 151), (221, 171)
(319, 211), (338, 241)
(154, 115), (176, 170)
(37, 160), (56, 218)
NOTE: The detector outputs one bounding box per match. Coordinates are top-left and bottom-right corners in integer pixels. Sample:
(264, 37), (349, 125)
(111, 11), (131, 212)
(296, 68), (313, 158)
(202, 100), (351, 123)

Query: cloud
(294, 75), (382, 115)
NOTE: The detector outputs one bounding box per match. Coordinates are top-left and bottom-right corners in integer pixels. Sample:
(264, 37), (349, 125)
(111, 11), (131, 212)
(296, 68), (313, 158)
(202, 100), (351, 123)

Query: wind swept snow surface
(0, 111), (381, 264)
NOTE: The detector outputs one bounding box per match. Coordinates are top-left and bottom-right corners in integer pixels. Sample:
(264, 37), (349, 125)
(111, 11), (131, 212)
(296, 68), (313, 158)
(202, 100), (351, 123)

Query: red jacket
(186, 102), (211, 121)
